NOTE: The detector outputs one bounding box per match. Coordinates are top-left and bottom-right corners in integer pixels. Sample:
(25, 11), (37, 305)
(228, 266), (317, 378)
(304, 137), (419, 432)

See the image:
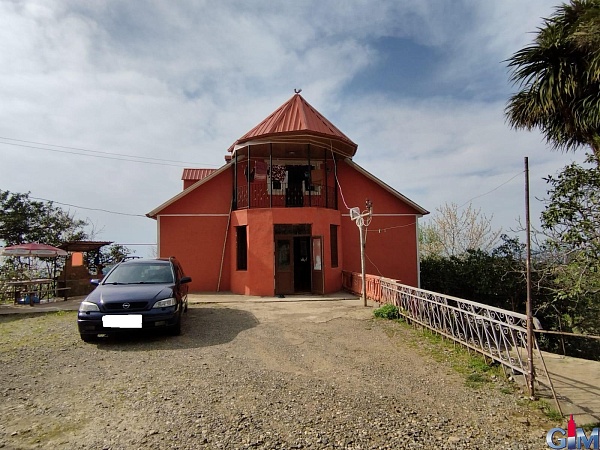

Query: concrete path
(1, 292), (598, 426)
(536, 351), (600, 425)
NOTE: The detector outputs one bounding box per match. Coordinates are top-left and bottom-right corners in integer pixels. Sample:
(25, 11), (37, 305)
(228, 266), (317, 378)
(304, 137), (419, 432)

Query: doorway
(293, 236), (311, 292)
(285, 165), (305, 207)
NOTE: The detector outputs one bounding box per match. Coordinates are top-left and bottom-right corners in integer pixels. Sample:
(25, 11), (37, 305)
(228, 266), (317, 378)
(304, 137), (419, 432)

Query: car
(77, 257), (192, 342)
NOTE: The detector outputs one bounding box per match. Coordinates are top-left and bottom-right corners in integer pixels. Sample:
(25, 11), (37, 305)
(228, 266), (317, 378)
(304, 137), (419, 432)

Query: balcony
(235, 181), (336, 209)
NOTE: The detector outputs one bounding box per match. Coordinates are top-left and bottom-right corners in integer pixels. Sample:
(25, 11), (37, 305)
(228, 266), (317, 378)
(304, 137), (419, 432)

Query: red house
(148, 93), (428, 296)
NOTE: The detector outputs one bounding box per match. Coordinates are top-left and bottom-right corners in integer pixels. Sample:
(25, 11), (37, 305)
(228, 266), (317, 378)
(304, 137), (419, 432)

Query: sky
(0, 0), (588, 257)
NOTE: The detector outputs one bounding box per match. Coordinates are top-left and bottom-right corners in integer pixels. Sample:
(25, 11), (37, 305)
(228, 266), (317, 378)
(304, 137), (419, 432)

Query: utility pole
(524, 157), (535, 398)
(359, 219), (367, 306)
(359, 200), (372, 307)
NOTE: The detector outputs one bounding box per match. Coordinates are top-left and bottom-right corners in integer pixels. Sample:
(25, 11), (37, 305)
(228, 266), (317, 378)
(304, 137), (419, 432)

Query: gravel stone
(0, 301), (554, 449)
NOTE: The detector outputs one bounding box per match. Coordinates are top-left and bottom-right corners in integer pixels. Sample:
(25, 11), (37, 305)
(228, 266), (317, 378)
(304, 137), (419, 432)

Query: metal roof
(181, 168), (217, 181)
(58, 241), (112, 252)
(228, 93), (358, 157)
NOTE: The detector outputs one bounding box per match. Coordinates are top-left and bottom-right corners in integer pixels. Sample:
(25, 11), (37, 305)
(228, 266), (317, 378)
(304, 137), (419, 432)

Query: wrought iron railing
(342, 271), (561, 410)
(235, 182), (336, 209)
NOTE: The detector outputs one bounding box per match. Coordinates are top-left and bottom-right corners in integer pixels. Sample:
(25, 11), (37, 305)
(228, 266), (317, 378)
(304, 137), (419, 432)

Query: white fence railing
(342, 271), (560, 411)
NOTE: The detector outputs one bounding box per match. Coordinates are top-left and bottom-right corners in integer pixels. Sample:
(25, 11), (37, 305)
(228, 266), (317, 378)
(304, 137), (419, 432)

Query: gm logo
(546, 415), (599, 449)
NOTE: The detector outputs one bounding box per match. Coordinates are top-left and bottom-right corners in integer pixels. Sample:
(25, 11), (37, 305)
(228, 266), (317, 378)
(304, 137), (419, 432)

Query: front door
(274, 234), (313, 295)
(293, 236), (311, 292)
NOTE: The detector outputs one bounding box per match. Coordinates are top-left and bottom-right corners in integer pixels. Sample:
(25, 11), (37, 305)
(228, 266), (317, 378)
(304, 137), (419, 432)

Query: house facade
(148, 93), (428, 296)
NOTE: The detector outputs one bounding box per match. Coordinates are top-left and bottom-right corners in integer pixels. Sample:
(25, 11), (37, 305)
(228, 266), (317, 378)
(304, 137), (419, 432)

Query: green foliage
(83, 243), (133, 273)
(0, 189), (89, 284)
(373, 304), (400, 320)
(420, 229), (600, 360)
(539, 155), (600, 339)
(421, 235), (529, 313)
(0, 190), (87, 246)
(414, 329), (502, 389)
(535, 399), (564, 422)
(505, 0), (600, 160)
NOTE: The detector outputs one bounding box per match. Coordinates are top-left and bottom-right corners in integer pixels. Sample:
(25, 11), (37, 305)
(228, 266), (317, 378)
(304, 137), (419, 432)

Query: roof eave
(147, 163), (231, 218)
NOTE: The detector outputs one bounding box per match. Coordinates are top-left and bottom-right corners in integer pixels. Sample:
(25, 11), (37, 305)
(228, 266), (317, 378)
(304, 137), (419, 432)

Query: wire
(368, 221), (417, 233)
(0, 136), (220, 168)
(365, 252), (383, 276)
(30, 196), (147, 217)
(457, 170), (524, 209)
(330, 144), (350, 210)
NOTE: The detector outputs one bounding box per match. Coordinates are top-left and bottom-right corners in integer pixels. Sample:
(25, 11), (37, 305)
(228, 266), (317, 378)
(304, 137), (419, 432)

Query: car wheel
(80, 333), (98, 343)
(167, 314), (182, 336)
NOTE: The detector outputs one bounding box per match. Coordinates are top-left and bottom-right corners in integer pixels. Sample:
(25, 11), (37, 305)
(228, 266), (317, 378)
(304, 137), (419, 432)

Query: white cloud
(0, 0), (587, 255)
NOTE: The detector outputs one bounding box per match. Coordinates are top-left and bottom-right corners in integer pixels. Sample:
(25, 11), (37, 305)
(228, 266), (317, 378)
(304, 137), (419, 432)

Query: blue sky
(0, 1), (585, 257)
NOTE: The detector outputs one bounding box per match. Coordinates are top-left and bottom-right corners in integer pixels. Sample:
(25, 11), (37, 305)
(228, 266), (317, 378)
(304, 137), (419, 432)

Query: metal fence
(235, 182), (336, 209)
(342, 271), (560, 410)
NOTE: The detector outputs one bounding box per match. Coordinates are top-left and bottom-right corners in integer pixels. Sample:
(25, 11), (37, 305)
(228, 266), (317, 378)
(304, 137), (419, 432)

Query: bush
(373, 304), (400, 320)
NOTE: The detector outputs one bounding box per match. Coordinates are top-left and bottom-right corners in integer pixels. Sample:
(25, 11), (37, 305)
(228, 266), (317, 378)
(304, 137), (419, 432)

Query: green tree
(0, 190), (87, 246)
(505, 0), (600, 162)
(540, 154), (600, 336)
(84, 244), (133, 274)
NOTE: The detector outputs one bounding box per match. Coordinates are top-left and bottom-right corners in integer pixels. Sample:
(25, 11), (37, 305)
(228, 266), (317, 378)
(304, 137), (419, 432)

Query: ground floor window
(330, 225), (338, 268)
(236, 226), (247, 270)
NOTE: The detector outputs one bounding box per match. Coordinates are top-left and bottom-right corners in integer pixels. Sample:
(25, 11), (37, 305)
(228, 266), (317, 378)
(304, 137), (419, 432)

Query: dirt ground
(0, 299), (555, 449)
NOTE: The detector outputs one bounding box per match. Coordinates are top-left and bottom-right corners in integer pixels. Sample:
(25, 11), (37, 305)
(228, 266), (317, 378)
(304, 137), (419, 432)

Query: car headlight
(79, 301), (100, 312)
(153, 297), (176, 308)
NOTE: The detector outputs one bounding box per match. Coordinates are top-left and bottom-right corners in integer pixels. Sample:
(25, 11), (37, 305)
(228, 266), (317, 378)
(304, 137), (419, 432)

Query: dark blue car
(77, 257), (192, 342)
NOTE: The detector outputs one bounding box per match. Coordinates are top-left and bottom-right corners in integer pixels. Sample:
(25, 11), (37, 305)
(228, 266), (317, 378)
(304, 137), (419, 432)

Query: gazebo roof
(228, 93), (358, 157)
(58, 241), (112, 252)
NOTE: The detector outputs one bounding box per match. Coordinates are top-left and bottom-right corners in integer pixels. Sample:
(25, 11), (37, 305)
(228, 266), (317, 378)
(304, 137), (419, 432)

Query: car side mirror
(180, 276), (192, 284)
(90, 279), (100, 286)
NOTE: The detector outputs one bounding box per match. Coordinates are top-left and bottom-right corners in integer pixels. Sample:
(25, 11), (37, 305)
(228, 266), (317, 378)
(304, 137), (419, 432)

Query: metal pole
(247, 145), (251, 209)
(525, 157), (535, 398)
(359, 219), (367, 307)
(269, 143), (273, 208)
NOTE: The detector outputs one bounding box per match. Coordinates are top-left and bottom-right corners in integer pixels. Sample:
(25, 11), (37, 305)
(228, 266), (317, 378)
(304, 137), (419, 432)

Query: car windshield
(103, 263), (174, 284)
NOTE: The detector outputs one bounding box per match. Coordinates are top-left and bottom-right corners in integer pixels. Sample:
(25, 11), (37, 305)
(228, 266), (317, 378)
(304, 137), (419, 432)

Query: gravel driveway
(0, 299), (553, 449)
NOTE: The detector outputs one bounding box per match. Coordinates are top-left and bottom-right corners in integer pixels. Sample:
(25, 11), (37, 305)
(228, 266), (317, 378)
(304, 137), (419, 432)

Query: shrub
(373, 304), (400, 320)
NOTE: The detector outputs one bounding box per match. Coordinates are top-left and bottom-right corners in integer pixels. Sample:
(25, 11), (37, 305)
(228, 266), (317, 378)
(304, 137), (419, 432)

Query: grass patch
(0, 311), (76, 351)
(373, 304), (401, 320)
(581, 422), (600, 432)
(525, 399), (563, 421)
(373, 312), (505, 389)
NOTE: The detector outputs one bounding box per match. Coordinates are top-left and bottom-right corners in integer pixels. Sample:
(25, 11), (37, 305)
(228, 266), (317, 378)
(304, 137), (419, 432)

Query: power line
(0, 136), (220, 167)
(369, 171), (523, 233)
(368, 221), (417, 234)
(30, 196), (147, 217)
(457, 170), (524, 209)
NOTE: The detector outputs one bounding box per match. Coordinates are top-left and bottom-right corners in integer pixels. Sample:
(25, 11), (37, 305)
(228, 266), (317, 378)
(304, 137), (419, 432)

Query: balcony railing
(235, 182), (336, 209)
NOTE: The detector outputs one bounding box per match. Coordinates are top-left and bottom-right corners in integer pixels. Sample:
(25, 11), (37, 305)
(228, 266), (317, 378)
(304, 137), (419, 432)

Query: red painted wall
(154, 159), (424, 294)
(336, 161), (422, 287)
(229, 207), (342, 296)
(156, 168), (232, 292)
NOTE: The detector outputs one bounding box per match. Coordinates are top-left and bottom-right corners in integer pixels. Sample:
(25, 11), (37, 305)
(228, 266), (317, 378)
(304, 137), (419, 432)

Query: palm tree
(505, 0), (600, 164)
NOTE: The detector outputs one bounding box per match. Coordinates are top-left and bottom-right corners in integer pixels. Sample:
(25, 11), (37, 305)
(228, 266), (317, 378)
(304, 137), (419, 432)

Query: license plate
(102, 315), (142, 328)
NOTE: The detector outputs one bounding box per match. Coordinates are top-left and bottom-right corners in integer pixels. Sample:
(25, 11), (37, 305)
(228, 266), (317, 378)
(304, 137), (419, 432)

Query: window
(236, 226), (247, 271)
(330, 225), (338, 268)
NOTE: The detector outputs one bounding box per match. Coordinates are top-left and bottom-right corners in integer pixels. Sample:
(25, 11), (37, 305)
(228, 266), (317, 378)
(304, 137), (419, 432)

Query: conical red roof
(229, 93), (358, 157)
